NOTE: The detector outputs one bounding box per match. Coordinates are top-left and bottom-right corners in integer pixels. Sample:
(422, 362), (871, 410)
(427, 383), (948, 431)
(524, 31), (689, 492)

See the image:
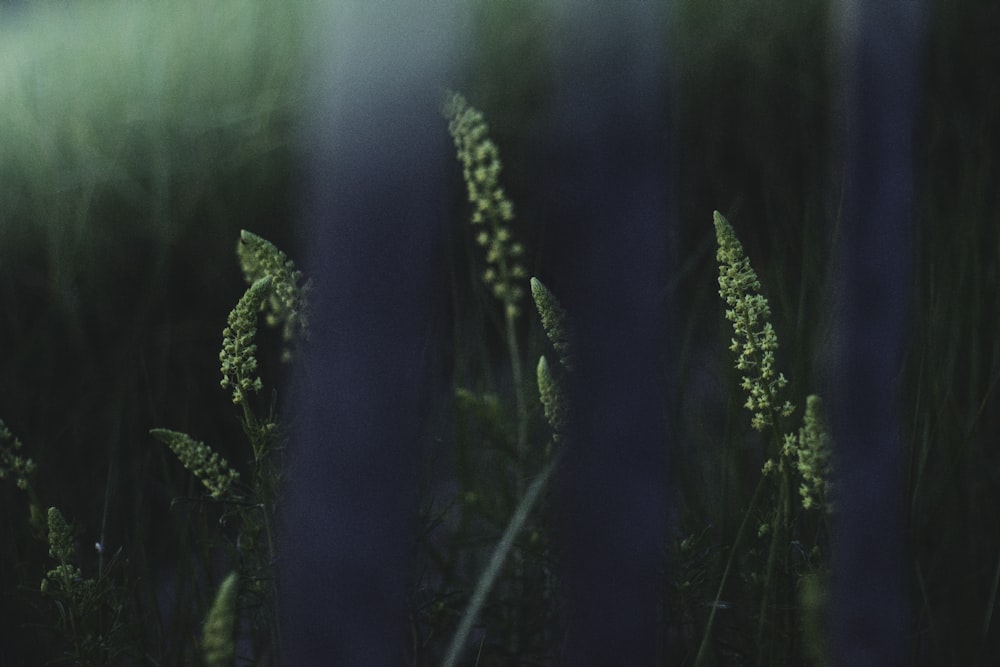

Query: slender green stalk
(444, 92), (535, 652)
(441, 454), (560, 667)
(756, 432), (793, 667)
(978, 549), (1000, 662)
(712, 211), (802, 662)
(505, 309), (529, 476)
(695, 475), (766, 667)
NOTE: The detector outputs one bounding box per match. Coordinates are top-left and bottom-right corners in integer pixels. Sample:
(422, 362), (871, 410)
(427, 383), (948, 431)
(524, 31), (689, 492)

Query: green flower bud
(530, 277), (574, 371)
(237, 230), (311, 353)
(202, 571), (240, 667)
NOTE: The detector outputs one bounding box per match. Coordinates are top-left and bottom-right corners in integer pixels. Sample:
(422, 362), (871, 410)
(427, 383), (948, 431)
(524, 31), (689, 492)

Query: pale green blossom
(150, 429), (241, 499)
(43, 507), (95, 600)
(220, 276), (272, 405)
(530, 277), (574, 371)
(713, 211), (794, 431)
(202, 571), (240, 667)
(537, 355), (567, 445)
(443, 91), (525, 318)
(237, 230), (311, 360)
(795, 395), (834, 513)
(0, 419), (35, 491)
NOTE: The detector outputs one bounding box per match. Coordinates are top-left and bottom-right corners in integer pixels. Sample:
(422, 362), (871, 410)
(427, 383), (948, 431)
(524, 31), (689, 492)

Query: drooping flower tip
(236, 231), (310, 348)
(220, 276), (273, 404)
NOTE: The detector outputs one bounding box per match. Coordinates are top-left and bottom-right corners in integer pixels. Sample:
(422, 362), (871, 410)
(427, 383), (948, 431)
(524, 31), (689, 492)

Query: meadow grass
(1, 0), (998, 664)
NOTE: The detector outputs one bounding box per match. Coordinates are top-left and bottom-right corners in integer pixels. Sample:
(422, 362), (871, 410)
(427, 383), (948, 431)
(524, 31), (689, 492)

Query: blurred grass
(0, 1), (314, 662)
(0, 0), (997, 664)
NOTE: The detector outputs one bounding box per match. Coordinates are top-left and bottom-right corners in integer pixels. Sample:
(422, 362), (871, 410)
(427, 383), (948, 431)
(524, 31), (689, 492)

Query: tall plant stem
(505, 309), (529, 476)
(503, 305), (530, 653)
(441, 454), (559, 667)
(756, 431), (793, 667)
(695, 473), (767, 667)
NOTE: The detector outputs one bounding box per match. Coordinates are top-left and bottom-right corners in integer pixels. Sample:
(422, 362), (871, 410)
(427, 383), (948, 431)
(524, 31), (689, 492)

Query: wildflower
(530, 277), (574, 371)
(443, 91), (526, 319)
(237, 230), (311, 355)
(537, 355), (568, 444)
(0, 419), (35, 491)
(46, 506), (76, 565)
(43, 507), (94, 599)
(795, 395), (834, 513)
(713, 211), (794, 431)
(220, 276), (272, 405)
(202, 571), (240, 667)
(149, 429), (241, 499)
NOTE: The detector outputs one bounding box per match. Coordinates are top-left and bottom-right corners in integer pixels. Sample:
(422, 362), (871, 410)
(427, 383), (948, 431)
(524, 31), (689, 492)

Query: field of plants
(1, 0), (997, 664)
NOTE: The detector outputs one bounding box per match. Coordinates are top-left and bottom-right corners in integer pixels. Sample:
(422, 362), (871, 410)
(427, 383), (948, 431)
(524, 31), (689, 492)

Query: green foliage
(40, 506), (128, 665)
(0, 3), (995, 662)
(0, 0), (312, 300)
(695, 211), (832, 666)
(434, 94), (558, 664)
(152, 231), (303, 661)
(0, 230), (302, 664)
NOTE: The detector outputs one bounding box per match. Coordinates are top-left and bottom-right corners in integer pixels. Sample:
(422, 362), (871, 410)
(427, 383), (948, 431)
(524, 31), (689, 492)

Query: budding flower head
(0, 419), (36, 492)
(713, 211), (793, 430)
(537, 355), (568, 445)
(150, 429), (241, 499)
(220, 275), (272, 405)
(202, 571), (240, 667)
(795, 394), (834, 513)
(443, 91), (526, 318)
(237, 230), (311, 352)
(43, 506), (94, 598)
(530, 277), (574, 372)
(46, 506), (76, 564)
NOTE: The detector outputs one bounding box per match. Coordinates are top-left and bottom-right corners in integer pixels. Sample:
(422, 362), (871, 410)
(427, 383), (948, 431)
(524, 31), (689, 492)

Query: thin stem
(441, 454), (559, 667)
(755, 462), (790, 666)
(505, 309), (529, 476)
(756, 421), (792, 666)
(503, 305), (529, 653)
(695, 473), (767, 667)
